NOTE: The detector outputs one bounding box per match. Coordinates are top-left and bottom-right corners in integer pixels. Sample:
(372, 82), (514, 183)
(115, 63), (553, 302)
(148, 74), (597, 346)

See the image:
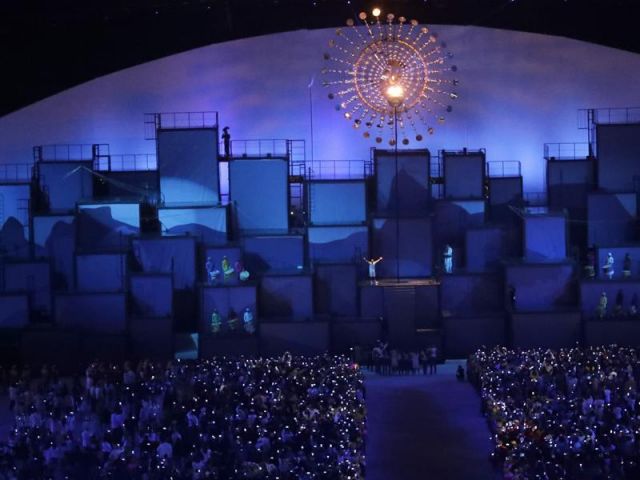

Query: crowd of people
(354, 342), (439, 376)
(0, 355), (365, 479)
(468, 345), (640, 479)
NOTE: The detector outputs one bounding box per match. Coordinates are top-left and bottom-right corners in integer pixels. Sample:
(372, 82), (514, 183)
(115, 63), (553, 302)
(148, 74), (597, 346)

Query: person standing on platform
(222, 126), (231, 158)
(443, 244), (453, 274)
(597, 292), (608, 319)
(428, 345), (438, 374)
(363, 257), (383, 284)
(243, 307), (255, 334)
(205, 257), (217, 284)
(221, 256), (234, 280)
(603, 252), (615, 280)
(585, 247), (596, 279)
(227, 309), (239, 332)
(210, 309), (221, 334)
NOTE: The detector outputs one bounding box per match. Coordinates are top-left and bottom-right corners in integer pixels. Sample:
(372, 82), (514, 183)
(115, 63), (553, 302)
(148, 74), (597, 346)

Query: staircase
(383, 285), (416, 349)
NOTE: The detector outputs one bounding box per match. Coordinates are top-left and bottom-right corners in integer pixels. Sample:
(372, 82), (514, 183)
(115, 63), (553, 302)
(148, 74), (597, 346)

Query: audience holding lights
(469, 345), (640, 480)
(0, 355), (365, 479)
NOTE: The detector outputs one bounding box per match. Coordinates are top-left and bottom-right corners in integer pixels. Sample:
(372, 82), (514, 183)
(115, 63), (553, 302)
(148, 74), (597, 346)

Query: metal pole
(394, 106), (400, 282)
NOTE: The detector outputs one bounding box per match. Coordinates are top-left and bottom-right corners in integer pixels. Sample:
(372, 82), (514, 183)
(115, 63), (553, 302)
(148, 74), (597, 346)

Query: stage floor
(359, 278), (440, 287)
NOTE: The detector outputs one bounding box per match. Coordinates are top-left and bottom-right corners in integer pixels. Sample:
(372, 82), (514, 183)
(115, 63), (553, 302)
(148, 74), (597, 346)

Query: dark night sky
(1, 0), (639, 117)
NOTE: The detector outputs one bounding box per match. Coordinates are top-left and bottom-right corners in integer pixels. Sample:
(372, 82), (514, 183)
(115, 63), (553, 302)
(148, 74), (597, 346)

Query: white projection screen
(596, 124), (640, 192)
(229, 158), (288, 233)
(157, 128), (219, 206)
(308, 181), (366, 225)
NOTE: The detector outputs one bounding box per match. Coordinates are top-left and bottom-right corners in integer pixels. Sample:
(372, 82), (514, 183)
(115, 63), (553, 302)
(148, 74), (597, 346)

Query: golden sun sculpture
(322, 10), (459, 146)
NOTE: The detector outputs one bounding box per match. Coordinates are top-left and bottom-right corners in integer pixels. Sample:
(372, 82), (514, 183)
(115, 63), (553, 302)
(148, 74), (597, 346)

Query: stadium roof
(1, 0), (638, 116)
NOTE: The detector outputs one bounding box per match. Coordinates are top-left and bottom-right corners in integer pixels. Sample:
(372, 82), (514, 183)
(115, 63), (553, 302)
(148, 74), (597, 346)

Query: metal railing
(227, 139), (307, 178)
(544, 143), (591, 160)
(229, 139), (290, 158)
(0, 163), (33, 183)
(144, 111), (219, 139)
(33, 144), (109, 162)
(94, 154), (157, 172)
(441, 148), (486, 156)
(578, 107), (640, 128)
(306, 160), (372, 180)
(486, 161), (521, 177)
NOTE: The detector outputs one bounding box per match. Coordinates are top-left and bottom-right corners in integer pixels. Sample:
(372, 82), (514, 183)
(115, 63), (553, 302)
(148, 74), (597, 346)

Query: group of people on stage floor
(596, 289), (640, 319)
(354, 341), (439, 376)
(469, 345), (640, 480)
(210, 307), (255, 335)
(0, 355), (365, 479)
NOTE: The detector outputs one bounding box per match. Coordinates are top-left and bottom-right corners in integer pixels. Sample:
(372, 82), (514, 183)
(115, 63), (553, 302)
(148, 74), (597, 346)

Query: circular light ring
(353, 38), (429, 115)
(323, 14), (458, 144)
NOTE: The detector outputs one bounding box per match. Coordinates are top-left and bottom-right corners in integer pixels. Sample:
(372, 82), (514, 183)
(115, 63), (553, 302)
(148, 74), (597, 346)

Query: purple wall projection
(3, 261), (51, 314)
(466, 227), (509, 272)
(440, 274), (503, 316)
(55, 292), (127, 333)
(130, 274), (173, 317)
(314, 264), (358, 317)
(488, 176), (522, 206)
(0, 294), (29, 327)
(547, 159), (594, 213)
(505, 262), (578, 311)
(259, 275), (313, 320)
(132, 236), (196, 289)
(360, 284), (384, 318)
(443, 152), (485, 199)
(308, 181), (367, 225)
(585, 320), (640, 347)
(332, 321), (381, 352)
(375, 150), (430, 216)
(157, 128), (219, 206)
(32, 214), (75, 290)
(596, 124), (640, 192)
(229, 159), (288, 233)
(0, 184), (30, 237)
(443, 315), (505, 358)
(130, 316), (174, 359)
(242, 235), (305, 273)
(511, 312), (581, 349)
(3, 28), (640, 194)
(372, 218), (432, 278)
(523, 214), (567, 261)
(308, 225), (369, 264)
(414, 284), (440, 329)
(76, 253), (126, 292)
(588, 192), (637, 247)
(260, 321), (329, 355)
(0, 184), (30, 259)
